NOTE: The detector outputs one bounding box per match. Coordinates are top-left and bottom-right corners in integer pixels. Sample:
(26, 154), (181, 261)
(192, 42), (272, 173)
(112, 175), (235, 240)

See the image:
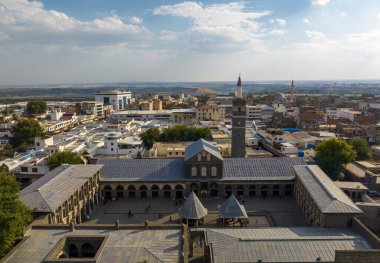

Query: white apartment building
(246, 105), (275, 121)
(95, 90), (133, 111)
(100, 133), (144, 156)
(337, 108), (361, 122)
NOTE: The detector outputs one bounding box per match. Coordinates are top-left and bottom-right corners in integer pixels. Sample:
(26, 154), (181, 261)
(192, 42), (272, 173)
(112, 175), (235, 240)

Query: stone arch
(260, 185), (268, 198)
(210, 183), (218, 197)
(81, 243), (95, 258)
(175, 184), (184, 199)
(103, 185), (112, 200)
(225, 185), (232, 198)
(273, 185), (280, 197)
(163, 184), (172, 198)
(68, 244), (78, 257)
(249, 185), (256, 197)
(285, 184), (293, 197)
(127, 185), (136, 198)
(140, 185), (148, 198)
(151, 184), (159, 198)
(116, 185), (124, 199)
(236, 185), (244, 198)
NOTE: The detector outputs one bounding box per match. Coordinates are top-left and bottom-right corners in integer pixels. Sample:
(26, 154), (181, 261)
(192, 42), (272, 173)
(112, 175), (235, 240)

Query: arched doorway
(225, 185), (232, 198)
(210, 183), (218, 197)
(175, 185), (184, 199)
(273, 185), (280, 197)
(285, 184), (293, 197)
(163, 185), (171, 198)
(140, 185), (148, 198)
(249, 185), (256, 197)
(103, 185), (112, 201)
(260, 185), (268, 198)
(237, 185), (244, 198)
(81, 243), (95, 257)
(127, 185), (136, 198)
(116, 185), (124, 199)
(190, 183), (198, 195)
(151, 185), (159, 198)
(68, 244), (78, 257)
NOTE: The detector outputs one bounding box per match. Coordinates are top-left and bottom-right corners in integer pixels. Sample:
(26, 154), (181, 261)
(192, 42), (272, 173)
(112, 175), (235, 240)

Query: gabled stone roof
(184, 139), (223, 161)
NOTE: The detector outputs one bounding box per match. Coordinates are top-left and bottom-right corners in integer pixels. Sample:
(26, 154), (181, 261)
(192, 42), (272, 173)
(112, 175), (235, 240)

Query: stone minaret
(231, 75), (246, 158)
(290, 80), (295, 101)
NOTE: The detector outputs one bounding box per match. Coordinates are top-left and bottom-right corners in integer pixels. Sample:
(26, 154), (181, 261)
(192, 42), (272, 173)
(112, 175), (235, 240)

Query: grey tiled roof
(98, 157), (305, 182)
(219, 195), (248, 219)
(3, 228), (181, 263)
(179, 191), (208, 219)
(20, 165), (103, 212)
(203, 227), (371, 263)
(294, 165), (363, 214)
(222, 157), (306, 181)
(98, 158), (186, 182)
(184, 138), (223, 161)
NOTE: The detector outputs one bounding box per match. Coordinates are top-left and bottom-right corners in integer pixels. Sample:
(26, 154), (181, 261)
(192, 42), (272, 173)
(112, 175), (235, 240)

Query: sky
(0, 0), (380, 85)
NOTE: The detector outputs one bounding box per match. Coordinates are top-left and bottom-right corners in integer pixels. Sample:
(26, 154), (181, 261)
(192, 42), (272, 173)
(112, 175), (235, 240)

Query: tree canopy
(26, 101), (47, 115)
(10, 119), (45, 149)
(315, 137), (356, 180)
(350, 137), (372, 161)
(0, 144), (14, 162)
(0, 173), (32, 258)
(46, 151), (83, 170)
(140, 126), (211, 149)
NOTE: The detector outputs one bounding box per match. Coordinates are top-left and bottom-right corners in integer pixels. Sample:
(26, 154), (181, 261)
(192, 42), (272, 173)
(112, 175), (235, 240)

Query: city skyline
(1, 0), (380, 85)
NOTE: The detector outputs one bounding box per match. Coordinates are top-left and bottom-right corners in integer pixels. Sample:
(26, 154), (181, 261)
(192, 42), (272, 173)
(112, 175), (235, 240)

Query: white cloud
(340, 11), (347, 17)
(377, 13), (380, 20)
(153, 1), (271, 48)
(129, 16), (143, 24)
(0, 0), (151, 47)
(269, 29), (287, 36)
(276, 18), (287, 26)
(311, 0), (331, 6)
(305, 30), (326, 40)
(159, 30), (178, 41)
(303, 18), (310, 23)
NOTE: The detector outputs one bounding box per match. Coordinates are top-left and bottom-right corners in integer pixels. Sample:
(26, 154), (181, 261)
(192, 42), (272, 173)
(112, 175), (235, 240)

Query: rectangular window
(32, 168), (38, 173)
(21, 167), (28, 172)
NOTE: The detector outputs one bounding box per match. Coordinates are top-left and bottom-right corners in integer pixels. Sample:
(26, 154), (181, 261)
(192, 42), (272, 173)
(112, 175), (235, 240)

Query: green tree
(315, 138), (356, 180)
(0, 144), (14, 161)
(11, 119), (45, 149)
(350, 137), (372, 161)
(26, 100), (47, 115)
(0, 173), (32, 257)
(46, 151), (83, 170)
(140, 128), (161, 149)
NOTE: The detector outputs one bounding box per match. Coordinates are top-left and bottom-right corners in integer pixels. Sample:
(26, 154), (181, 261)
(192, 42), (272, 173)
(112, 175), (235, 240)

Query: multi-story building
(196, 104), (219, 121)
(95, 90), (133, 111)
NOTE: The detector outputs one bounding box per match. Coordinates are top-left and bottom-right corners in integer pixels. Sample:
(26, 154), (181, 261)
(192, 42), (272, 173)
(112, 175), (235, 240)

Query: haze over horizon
(1, 0), (380, 85)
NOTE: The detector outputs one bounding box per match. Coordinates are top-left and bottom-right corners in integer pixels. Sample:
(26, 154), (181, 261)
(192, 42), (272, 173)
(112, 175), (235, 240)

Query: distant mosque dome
(274, 92), (286, 102)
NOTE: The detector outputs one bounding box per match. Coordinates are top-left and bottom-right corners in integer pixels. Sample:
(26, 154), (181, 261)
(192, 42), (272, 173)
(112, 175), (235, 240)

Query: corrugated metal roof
(294, 165), (363, 214)
(20, 165), (103, 212)
(219, 195), (248, 219)
(178, 191), (208, 219)
(184, 139), (223, 161)
(204, 227), (371, 263)
(98, 157), (305, 182)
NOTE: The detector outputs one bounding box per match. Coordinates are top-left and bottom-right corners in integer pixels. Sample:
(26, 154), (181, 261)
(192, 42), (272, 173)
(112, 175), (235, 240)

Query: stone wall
(335, 250), (380, 263)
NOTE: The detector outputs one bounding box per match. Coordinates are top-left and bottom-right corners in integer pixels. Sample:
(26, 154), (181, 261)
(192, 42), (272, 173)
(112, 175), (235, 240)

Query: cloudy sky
(1, 0), (380, 85)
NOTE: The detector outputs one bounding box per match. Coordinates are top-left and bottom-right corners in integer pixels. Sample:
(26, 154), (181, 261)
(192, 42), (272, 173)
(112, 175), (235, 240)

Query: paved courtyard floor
(86, 197), (307, 227)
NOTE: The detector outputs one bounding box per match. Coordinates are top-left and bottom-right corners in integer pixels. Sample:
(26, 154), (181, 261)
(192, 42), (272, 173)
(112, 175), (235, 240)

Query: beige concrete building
(20, 165), (103, 224)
